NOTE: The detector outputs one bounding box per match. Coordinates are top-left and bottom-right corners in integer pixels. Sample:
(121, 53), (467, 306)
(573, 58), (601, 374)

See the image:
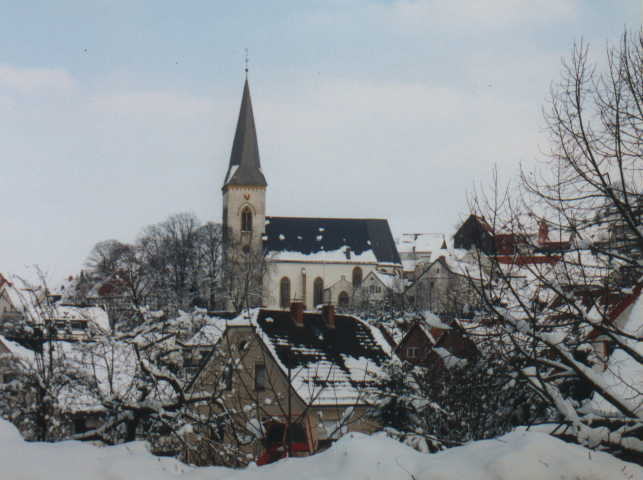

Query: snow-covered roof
(366, 270), (405, 292)
(590, 290), (643, 416)
(264, 217), (401, 265)
(0, 335), (36, 364)
(223, 309), (392, 406)
(397, 233), (448, 254)
(186, 323), (226, 346)
(52, 305), (110, 332)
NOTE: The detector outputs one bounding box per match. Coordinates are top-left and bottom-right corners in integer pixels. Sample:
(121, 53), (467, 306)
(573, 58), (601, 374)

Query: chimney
(321, 304), (336, 329)
(538, 220), (549, 245)
(290, 301), (305, 327)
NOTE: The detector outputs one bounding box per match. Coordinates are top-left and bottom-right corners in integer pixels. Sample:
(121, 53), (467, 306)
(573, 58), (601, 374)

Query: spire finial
(244, 48), (249, 76)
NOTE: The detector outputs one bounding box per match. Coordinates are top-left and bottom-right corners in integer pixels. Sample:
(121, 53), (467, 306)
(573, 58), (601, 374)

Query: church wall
(223, 185), (266, 251)
(263, 261), (378, 309)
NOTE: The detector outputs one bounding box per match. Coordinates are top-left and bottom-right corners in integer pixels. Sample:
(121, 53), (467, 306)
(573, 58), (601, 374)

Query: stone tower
(222, 78), (267, 252)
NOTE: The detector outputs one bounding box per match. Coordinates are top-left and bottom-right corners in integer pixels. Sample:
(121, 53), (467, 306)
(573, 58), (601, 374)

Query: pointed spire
(223, 78), (267, 188)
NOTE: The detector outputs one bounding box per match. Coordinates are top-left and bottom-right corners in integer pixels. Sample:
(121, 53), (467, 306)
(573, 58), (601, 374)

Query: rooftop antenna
(244, 48), (249, 77)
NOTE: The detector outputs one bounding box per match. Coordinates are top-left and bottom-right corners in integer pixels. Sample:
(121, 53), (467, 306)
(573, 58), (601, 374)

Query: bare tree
(466, 30), (643, 460)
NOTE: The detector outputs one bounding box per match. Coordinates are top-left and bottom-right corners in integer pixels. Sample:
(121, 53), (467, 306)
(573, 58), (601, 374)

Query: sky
(0, 1), (640, 284)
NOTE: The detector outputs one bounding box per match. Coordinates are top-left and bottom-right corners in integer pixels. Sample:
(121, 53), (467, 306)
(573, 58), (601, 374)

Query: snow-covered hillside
(0, 418), (640, 480)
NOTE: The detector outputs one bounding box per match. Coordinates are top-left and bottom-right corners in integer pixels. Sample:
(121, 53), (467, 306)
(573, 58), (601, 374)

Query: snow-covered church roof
(264, 217), (401, 265)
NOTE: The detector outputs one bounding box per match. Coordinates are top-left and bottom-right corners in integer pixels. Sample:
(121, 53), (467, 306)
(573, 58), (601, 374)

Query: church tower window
(241, 207), (253, 232)
(313, 277), (324, 307)
(352, 267), (363, 289)
(279, 277), (291, 308)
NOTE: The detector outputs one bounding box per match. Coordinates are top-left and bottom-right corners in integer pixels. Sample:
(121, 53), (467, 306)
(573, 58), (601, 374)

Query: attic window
(223, 363), (233, 391)
(255, 364), (267, 391)
(407, 347), (419, 358)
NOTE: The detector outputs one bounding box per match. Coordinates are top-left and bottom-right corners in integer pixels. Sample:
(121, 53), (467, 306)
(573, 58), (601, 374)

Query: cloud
(0, 64), (77, 92)
(89, 91), (212, 117)
(385, 0), (578, 31)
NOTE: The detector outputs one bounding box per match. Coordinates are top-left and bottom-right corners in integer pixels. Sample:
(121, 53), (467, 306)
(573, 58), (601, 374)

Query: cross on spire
(244, 48), (249, 76)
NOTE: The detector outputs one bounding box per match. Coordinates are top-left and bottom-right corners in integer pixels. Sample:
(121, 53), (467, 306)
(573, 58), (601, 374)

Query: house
(220, 79), (402, 310)
(394, 315), (477, 366)
(187, 304), (391, 465)
(0, 273), (110, 343)
(396, 233), (448, 280)
(0, 273), (29, 324)
(587, 284), (643, 365)
(585, 284), (643, 417)
(453, 216), (571, 265)
(453, 215), (495, 254)
(412, 252), (484, 317)
(356, 270), (405, 305)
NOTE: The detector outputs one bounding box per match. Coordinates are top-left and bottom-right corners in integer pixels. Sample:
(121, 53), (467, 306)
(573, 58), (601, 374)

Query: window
(407, 347), (419, 358)
(352, 267), (363, 288)
(241, 207), (253, 232)
(73, 417), (88, 434)
(255, 364), (267, 391)
(223, 363), (233, 391)
(338, 291), (350, 307)
(279, 277), (291, 308)
(313, 277), (324, 307)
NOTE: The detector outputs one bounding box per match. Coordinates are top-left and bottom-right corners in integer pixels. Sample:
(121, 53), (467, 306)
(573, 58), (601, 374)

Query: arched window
(338, 291), (350, 307)
(241, 207), (253, 232)
(352, 267), (363, 289)
(279, 277), (291, 308)
(313, 277), (324, 307)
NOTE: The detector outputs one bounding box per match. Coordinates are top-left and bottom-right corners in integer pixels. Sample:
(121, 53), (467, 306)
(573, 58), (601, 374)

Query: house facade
(187, 305), (391, 465)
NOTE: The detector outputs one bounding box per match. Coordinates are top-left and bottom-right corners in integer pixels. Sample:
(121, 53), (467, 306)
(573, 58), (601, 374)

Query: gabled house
(412, 254), (484, 316)
(356, 270), (405, 305)
(394, 315), (477, 367)
(396, 233), (448, 280)
(587, 284), (643, 365)
(453, 215), (495, 254)
(586, 284), (643, 417)
(187, 304), (391, 465)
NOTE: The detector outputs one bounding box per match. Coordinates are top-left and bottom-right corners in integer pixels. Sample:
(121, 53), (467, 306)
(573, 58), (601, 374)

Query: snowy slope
(0, 418), (641, 480)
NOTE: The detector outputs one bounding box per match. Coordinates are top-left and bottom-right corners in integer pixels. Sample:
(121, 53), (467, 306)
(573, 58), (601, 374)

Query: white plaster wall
(263, 261), (378, 309)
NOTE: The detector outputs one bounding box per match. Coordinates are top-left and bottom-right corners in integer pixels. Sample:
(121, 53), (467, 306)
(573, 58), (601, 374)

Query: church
(221, 78), (402, 310)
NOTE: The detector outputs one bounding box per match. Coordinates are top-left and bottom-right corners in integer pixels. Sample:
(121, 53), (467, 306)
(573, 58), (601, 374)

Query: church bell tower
(222, 78), (267, 252)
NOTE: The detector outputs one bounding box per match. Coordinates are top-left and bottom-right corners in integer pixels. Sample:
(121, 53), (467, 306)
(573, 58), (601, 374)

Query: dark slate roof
(264, 217), (402, 264)
(223, 79), (267, 188)
(254, 309), (390, 404)
(257, 309), (388, 370)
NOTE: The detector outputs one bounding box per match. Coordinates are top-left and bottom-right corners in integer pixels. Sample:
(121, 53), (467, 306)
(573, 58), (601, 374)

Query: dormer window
(241, 207), (253, 232)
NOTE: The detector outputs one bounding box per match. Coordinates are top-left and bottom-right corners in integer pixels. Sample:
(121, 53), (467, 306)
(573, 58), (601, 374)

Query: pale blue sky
(0, 1), (640, 283)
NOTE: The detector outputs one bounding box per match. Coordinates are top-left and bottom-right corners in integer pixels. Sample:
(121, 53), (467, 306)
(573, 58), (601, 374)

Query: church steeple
(223, 78), (267, 189)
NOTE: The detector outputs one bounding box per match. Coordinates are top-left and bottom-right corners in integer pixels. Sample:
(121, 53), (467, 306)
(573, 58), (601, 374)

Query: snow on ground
(0, 418), (641, 480)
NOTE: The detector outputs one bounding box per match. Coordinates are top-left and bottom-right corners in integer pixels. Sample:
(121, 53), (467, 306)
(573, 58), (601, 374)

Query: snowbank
(0, 418), (640, 480)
